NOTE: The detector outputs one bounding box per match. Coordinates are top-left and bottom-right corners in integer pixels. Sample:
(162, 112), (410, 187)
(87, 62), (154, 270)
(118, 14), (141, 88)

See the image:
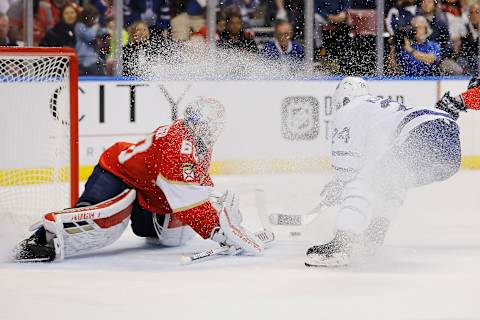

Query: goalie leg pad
(40, 189), (136, 259)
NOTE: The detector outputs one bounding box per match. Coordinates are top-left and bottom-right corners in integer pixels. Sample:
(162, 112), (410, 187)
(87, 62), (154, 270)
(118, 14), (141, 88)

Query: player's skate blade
(13, 236), (56, 262)
(305, 251), (350, 267)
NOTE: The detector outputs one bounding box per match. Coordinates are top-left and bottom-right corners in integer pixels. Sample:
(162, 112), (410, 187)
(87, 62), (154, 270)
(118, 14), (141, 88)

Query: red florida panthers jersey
(99, 120), (219, 239)
(462, 86), (480, 110)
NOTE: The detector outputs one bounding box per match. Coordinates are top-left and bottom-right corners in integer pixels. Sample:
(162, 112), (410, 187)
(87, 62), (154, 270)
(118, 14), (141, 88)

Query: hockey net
(0, 48), (78, 231)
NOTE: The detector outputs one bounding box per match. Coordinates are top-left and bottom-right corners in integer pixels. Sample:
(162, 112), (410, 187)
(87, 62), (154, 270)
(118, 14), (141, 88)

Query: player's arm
(435, 77), (480, 119)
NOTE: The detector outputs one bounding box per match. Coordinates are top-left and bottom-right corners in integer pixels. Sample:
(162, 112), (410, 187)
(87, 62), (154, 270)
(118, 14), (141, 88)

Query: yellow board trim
(1, 156), (480, 186)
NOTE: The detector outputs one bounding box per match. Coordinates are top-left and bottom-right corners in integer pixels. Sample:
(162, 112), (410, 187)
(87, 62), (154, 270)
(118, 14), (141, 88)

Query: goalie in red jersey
(14, 97), (266, 262)
(435, 77), (480, 119)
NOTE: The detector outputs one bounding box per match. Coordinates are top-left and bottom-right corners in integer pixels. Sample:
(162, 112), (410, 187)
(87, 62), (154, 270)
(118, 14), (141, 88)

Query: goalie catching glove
(210, 190), (264, 255)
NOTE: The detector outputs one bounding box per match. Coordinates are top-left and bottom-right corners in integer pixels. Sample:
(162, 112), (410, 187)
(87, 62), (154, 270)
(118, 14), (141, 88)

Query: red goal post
(0, 47), (79, 220)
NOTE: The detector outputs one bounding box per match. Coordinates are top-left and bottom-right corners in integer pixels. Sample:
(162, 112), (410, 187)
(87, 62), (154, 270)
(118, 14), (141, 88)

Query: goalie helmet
(332, 77), (370, 110)
(184, 96), (226, 149)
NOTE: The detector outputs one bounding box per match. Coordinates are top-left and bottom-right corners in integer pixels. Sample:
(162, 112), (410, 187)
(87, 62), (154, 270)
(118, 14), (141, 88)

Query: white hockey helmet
(332, 77), (370, 110)
(184, 96), (226, 149)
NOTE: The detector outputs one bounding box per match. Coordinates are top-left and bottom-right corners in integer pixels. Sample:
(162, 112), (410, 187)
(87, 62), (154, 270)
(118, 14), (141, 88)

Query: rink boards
(1, 78), (479, 184)
(76, 78), (480, 179)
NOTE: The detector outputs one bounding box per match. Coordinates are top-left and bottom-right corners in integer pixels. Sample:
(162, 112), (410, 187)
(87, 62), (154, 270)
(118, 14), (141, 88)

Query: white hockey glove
(210, 191), (264, 255)
(320, 179), (345, 207)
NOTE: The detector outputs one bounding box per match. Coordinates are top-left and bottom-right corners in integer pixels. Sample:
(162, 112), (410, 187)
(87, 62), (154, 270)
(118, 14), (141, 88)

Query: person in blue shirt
(262, 19), (305, 66)
(74, 5), (109, 76)
(395, 15), (441, 76)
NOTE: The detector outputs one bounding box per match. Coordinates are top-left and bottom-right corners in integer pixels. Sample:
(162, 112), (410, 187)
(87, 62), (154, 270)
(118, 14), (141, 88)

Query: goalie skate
(13, 234), (56, 262)
(305, 231), (352, 267)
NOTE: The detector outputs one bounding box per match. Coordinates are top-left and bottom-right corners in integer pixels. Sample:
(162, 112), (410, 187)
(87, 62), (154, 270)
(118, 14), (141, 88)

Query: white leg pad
(39, 189), (136, 259)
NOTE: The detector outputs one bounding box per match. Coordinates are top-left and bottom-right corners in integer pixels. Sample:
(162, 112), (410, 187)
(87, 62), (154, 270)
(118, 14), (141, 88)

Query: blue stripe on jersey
(395, 109), (453, 137)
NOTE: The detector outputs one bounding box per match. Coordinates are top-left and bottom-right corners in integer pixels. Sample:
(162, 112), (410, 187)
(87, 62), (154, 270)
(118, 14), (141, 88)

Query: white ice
(0, 172), (479, 320)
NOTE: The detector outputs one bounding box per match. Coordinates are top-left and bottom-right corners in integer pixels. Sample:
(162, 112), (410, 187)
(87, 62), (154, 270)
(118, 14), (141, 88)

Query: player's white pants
(336, 175), (406, 236)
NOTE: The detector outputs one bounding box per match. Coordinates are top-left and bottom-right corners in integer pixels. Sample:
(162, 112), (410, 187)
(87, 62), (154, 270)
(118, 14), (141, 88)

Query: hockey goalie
(305, 77), (462, 267)
(14, 97), (269, 262)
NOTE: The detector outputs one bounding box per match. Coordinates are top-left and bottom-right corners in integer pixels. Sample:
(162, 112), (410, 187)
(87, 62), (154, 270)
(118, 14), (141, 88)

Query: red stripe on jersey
(94, 205), (133, 229)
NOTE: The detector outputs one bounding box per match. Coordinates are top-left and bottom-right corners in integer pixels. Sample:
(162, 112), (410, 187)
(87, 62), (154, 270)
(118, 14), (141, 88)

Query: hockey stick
(180, 246), (241, 264)
(181, 230), (274, 265)
(254, 188), (328, 227)
(254, 189), (273, 233)
(269, 201), (327, 226)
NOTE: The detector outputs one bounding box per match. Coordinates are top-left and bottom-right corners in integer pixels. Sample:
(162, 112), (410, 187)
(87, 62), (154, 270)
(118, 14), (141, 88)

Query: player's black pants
(77, 164), (165, 238)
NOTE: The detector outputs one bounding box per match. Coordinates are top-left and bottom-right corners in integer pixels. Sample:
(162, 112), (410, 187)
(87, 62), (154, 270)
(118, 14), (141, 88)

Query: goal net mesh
(0, 55), (72, 231)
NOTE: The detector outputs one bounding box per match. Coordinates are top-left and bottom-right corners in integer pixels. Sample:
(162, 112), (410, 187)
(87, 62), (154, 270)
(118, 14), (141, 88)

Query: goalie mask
(332, 77), (370, 110)
(184, 97), (226, 149)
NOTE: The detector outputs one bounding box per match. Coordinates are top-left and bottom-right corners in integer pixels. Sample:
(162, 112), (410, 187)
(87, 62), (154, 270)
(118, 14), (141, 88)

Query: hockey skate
(305, 230), (353, 267)
(13, 231), (56, 262)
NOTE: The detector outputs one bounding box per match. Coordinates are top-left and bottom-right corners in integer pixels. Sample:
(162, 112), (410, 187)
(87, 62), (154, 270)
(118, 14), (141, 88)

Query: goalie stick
(180, 229), (274, 264)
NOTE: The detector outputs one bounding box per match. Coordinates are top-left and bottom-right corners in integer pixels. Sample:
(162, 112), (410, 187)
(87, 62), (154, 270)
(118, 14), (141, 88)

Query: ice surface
(0, 172), (479, 320)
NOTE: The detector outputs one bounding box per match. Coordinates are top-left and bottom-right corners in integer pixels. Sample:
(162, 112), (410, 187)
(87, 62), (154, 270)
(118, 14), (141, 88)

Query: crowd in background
(0, 0), (478, 77)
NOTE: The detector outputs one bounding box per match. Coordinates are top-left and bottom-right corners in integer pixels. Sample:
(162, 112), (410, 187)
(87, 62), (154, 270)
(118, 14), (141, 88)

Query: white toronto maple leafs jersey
(331, 95), (454, 182)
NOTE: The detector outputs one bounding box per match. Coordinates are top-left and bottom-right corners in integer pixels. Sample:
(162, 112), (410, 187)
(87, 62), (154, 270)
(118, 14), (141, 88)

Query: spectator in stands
(385, 0), (416, 36)
(39, 4), (77, 48)
(219, 0), (259, 28)
(314, 0), (350, 73)
(7, 0), (54, 45)
(123, 21), (154, 77)
(90, 0), (114, 26)
(43, 0), (79, 26)
(217, 10), (258, 53)
(457, 3), (479, 75)
(170, 0), (205, 41)
(262, 19), (304, 71)
(394, 15), (442, 76)
(0, 12), (16, 46)
(417, 0), (463, 74)
(417, 0), (451, 55)
(265, 0), (303, 39)
(75, 4), (109, 76)
(188, 13), (227, 42)
(124, 0), (170, 43)
(441, 0), (468, 46)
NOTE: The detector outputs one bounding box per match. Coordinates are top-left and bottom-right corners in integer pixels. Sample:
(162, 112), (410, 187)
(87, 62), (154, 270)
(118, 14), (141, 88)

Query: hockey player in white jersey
(305, 77), (461, 267)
